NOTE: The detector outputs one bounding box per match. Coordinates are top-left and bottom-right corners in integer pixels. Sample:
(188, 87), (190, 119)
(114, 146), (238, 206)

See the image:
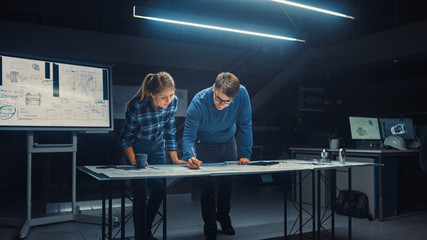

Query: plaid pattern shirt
(118, 96), (178, 151)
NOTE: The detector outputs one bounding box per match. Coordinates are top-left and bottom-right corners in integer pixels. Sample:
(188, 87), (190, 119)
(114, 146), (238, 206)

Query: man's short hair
(214, 72), (240, 98)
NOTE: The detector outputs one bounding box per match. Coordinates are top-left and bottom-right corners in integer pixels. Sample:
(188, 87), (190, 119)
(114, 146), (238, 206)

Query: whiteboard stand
(19, 131), (108, 239)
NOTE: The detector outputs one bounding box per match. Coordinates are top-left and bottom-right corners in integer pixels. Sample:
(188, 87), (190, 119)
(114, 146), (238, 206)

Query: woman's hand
(237, 158), (250, 165)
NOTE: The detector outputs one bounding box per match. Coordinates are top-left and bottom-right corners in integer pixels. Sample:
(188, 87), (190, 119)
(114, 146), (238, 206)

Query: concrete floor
(1, 176), (427, 240)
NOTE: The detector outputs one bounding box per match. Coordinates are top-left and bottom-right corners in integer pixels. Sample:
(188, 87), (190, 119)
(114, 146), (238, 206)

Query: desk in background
(290, 147), (419, 221)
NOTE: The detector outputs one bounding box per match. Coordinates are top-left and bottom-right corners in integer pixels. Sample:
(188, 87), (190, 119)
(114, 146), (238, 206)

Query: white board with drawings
(0, 53), (113, 131)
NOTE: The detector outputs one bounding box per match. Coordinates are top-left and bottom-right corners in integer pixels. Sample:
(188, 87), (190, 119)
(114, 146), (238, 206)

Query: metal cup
(338, 148), (346, 164)
(135, 153), (148, 168)
(320, 149), (328, 162)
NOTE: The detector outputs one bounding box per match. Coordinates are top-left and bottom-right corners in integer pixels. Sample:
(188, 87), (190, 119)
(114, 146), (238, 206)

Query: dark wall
(253, 54), (427, 151)
(1, 17), (427, 200)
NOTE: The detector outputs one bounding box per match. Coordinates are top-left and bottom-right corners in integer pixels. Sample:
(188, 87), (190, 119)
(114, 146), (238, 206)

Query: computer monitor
(0, 52), (113, 132)
(349, 116), (381, 140)
(379, 118), (415, 140)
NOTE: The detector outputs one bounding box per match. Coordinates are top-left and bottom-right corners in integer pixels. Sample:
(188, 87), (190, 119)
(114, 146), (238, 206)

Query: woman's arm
(123, 146), (136, 166)
(169, 150), (188, 164)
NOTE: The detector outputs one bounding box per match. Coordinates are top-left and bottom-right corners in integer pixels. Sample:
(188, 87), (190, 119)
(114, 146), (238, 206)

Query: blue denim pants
(132, 138), (166, 239)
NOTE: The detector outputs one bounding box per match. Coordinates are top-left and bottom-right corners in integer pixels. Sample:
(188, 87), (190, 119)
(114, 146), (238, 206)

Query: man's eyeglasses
(214, 91), (233, 105)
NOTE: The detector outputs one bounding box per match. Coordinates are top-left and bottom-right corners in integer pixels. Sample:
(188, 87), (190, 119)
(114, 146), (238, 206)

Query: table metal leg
(331, 169), (336, 240)
(133, 180), (141, 240)
(284, 182), (288, 240)
(348, 168), (352, 240)
(378, 155), (383, 221)
(121, 181), (125, 240)
(299, 172), (303, 239)
(108, 183), (113, 240)
(317, 170), (321, 240)
(102, 183), (106, 240)
(163, 179), (167, 240)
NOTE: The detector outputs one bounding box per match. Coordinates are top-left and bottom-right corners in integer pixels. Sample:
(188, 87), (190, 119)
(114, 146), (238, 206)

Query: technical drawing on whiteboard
(0, 55), (110, 127)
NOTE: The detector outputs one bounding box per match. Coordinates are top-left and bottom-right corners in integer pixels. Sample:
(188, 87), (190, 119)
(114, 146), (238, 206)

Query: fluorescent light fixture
(133, 6), (305, 42)
(270, 0), (355, 20)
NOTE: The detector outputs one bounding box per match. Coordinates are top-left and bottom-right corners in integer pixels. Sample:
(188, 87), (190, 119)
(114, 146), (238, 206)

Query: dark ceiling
(1, 0), (426, 49)
(1, 0), (427, 115)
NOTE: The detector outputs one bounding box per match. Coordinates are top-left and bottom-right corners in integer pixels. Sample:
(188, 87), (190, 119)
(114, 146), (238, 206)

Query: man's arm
(182, 101), (201, 161)
(237, 87), (253, 163)
(182, 100), (203, 169)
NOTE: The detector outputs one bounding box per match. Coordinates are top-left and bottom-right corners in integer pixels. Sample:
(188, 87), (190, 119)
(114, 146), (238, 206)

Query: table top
(289, 147), (420, 154)
(78, 160), (378, 181)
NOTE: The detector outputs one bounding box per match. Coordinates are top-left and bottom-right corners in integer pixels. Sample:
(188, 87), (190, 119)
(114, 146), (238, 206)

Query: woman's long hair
(125, 72), (175, 111)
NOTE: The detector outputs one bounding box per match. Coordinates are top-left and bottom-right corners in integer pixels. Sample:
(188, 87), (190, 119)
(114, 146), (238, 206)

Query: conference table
(78, 159), (378, 240)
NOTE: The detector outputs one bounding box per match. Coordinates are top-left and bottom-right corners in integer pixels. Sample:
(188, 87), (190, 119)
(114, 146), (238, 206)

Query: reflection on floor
(1, 176), (427, 240)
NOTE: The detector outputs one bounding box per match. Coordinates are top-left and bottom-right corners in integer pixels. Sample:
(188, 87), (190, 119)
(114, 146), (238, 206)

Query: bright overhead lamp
(133, 6), (305, 42)
(270, 0), (355, 20)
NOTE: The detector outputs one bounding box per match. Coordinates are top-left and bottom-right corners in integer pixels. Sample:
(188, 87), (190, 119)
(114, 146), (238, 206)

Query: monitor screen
(0, 53), (113, 132)
(349, 116), (381, 140)
(379, 118), (415, 140)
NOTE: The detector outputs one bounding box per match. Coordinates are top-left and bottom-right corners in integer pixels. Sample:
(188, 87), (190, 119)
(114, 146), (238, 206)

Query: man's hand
(188, 157), (203, 169)
(237, 158), (250, 165)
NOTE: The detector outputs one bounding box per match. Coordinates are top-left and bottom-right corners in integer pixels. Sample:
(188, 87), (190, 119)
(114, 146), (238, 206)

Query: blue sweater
(182, 86), (253, 160)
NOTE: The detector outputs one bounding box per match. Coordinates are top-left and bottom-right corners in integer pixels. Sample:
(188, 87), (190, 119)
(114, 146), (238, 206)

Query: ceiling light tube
(270, 0), (355, 19)
(133, 6), (305, 42)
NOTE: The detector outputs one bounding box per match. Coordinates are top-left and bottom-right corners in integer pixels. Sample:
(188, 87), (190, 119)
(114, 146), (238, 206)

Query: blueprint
(82, 160), (376, 180)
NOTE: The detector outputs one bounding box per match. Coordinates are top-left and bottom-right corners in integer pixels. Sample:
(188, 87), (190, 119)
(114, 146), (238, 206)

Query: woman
(118, 71), (187, 240)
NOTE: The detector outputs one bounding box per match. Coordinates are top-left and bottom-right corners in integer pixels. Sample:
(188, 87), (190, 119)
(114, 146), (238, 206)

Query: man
(182, 72), (253, 240)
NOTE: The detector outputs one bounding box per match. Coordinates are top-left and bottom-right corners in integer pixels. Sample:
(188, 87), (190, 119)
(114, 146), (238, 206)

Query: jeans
(132, 138), (166, 239)
(196, 138), (238, 236)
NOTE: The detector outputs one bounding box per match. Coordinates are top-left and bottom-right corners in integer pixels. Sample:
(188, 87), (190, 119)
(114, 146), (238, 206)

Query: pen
(191, 147), (196, 158)
(191, 147), (200, 168)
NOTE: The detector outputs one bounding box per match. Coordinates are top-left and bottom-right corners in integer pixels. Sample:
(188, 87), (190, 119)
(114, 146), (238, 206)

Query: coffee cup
(135, 153), (148, 168)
